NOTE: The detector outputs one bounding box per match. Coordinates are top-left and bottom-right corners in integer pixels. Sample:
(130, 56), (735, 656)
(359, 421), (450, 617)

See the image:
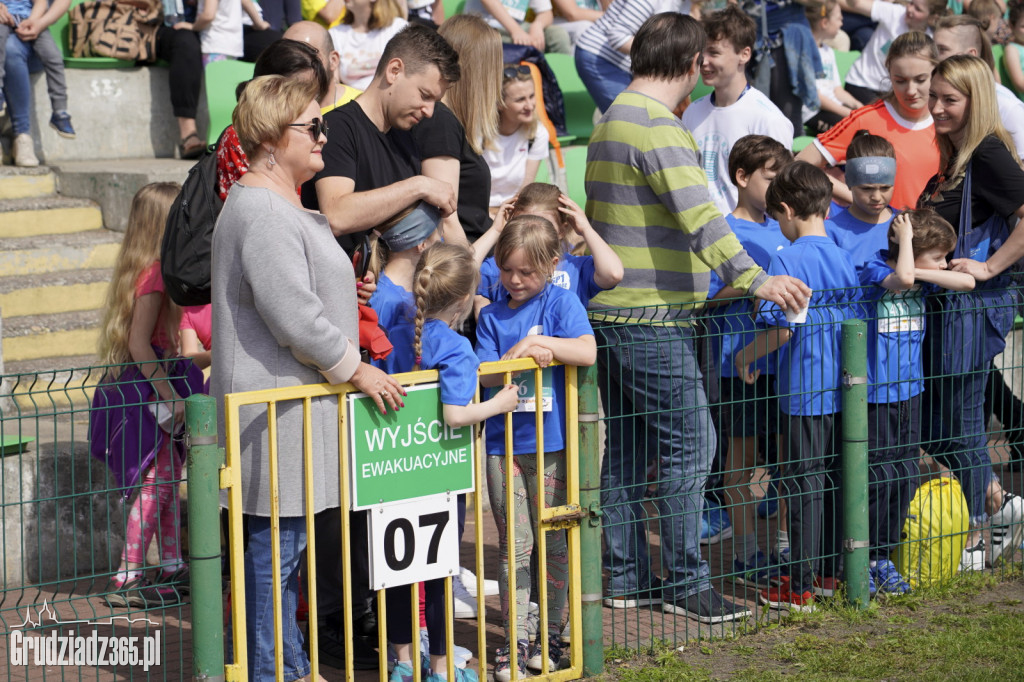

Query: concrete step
(0, 167), (57, 200)
(0, 195), (103, 239)
(0, 229), (122, 277)
(0, 269), (112, 318)
(2, 309), (102, 364)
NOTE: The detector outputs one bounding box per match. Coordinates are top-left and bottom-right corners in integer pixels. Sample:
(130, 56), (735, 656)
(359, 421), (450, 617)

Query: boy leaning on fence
(857, 208), (975, 594)
(735, 161), (861, 614)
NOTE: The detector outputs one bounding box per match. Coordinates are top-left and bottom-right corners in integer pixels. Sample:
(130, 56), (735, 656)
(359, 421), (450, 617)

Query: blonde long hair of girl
(438, 15), (503, 155)
(494, 214), (561, 278)
(412, 243), (479, 370)
(933, 54), (1020, 190)
(97, 182), (182, 370)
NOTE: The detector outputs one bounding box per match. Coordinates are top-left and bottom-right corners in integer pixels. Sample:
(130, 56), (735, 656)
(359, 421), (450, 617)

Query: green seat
(545, 53), (596, 144)
(51, 0), (135, 68)
(559, 144), (588, 209)
(835, 49), (860, 87)
(205, 59), (256, 143)
(442, 0), (465, 19)
(535, 156), (551, 184)
(792, 135), (814, 152)
(690, 79), (713, 102)
(992, 44), (1018, 99)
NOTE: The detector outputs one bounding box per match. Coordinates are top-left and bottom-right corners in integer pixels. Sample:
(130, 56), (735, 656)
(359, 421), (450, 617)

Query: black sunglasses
(288, 117), (329, 141)
(502, 65), (532, 81)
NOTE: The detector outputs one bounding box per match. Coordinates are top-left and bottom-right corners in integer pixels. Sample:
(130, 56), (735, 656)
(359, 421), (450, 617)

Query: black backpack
(161, 129), (227, 306)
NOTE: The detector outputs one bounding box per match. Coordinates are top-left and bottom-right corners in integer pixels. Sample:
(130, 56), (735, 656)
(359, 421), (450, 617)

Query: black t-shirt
(919, 135), (1024, 235)
(301, 100), (421, 254)
(410, 102), (492, 242)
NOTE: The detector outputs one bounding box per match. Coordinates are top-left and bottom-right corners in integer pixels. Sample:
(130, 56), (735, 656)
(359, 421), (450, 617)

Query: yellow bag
(893, 477), (970, 588)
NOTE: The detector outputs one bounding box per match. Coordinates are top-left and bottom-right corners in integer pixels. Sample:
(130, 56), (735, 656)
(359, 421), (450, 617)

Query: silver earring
(267, 150), (277, 167)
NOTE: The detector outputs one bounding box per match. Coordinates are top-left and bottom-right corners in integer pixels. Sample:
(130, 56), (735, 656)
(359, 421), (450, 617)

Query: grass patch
(595, 570), (1023, 681)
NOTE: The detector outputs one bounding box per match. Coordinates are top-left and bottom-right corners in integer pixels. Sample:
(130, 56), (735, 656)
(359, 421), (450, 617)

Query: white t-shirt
(200, 0), (243, 58)
(996, 82), (1024, 160)
(803, 43), (841, 123)
(682, 86), (794, 214)
(483, 124), (550, 206)
(845, 2), (914, 90)
(464, 0), (553, 30)
(330, 18), (408, 91)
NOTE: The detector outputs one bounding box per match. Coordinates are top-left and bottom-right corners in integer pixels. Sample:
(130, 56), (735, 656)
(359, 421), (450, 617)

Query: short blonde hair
(494, 214), (561, 278)
(233, 75), (320, 158)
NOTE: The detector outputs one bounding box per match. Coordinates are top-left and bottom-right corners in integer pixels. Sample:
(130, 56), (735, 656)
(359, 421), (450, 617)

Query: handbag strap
(955, 161), (972, 261)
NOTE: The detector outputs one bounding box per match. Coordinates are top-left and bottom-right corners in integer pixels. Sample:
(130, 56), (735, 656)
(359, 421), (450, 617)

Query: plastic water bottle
(162, 0), (184, 26)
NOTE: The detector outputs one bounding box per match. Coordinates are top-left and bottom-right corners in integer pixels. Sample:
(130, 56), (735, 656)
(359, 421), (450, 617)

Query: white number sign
(368, 494), (459, 590)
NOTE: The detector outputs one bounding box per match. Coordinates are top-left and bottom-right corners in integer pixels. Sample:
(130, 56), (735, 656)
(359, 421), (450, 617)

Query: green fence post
(841, 319), (870, 609)
(186, 394), (226, 682)
(577, 363), (604, 676)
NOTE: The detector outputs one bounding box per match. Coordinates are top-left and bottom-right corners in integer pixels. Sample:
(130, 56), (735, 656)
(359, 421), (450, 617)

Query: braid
(412, 266), (432, 371)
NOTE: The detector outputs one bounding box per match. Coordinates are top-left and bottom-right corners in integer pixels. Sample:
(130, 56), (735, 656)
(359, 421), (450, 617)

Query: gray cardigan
(212, 184), (360, 517)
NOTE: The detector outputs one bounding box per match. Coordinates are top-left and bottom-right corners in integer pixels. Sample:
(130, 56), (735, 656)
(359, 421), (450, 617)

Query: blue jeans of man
(596, 322), (713, 602)
(574, 47), (631, 113)
(238, 515), (310, 682)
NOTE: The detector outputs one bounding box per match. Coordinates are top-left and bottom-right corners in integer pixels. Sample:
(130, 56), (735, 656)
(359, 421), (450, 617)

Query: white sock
(162, 560), (185, 574)
(733, 533), (759, 564)
(776, 530), (790, 554)
(115, 569), (142, 585)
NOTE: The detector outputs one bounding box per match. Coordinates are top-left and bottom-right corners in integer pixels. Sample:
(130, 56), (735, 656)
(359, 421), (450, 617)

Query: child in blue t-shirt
(474, 182), (623, 316)
(825, 133), (897, 268)
(735, 161), (860, 613)
(367, 203), (445, 373)
(858, 209), (974, 595)
(705, 135), (793, 586)
(475, 214), (596, 682)
(387, 242), (519, 682)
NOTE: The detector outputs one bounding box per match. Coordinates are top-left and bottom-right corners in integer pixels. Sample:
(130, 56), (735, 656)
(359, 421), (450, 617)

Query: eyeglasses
(502, 65), (532, 81)
(287, 117), (329, 141)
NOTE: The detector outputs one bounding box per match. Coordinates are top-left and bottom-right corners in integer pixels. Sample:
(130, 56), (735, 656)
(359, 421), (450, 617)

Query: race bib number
(514, 370), (553, 413)
(877, 291), (923, 334)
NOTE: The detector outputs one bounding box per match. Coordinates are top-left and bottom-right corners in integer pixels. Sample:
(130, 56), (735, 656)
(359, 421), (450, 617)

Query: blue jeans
(5, 32), (34, 135)
(240, 515), (310, 682)
(596, 323), (713, 602)
(574, 47), (631, 113)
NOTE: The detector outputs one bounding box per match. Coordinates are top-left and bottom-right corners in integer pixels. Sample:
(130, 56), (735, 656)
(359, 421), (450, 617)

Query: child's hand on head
(494, 383), (520, 413)
(492, 198), (517, 234)
(356, 271), (376, 305)
(892, 212), (913, 241)
(558, 194), (592, 236)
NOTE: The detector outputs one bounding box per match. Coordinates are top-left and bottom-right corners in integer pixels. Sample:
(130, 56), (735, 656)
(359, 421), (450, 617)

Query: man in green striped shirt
(586, 12), (809, 624)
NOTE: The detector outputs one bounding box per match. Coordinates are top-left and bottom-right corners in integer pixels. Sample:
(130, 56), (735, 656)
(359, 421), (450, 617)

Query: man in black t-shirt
(301, 24), (461, 255)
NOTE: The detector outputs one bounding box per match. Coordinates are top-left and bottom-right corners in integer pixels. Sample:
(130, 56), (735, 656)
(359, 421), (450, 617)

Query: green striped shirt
(585, 90), (769, 322)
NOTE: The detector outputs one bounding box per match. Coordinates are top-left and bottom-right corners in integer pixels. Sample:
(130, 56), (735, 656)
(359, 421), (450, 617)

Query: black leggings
(152, 26), (203, 120)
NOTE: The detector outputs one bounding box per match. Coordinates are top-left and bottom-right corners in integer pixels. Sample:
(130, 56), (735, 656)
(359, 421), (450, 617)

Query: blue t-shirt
(757, 236), (861, 416)
(825, 207), (895, 269)
(421, 319), (480, 406)
(476, 284), (594, 455)
(708, 215), (790, 378)
(369, 274), (416, 373)
(6, 0), (31, 17)
(477, 252), (604, 308)
(858, 253), (925, 403)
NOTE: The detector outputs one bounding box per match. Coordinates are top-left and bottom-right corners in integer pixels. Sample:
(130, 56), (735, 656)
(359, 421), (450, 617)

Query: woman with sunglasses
(212, 74), (405, 682)
(483, 63), (550, 213)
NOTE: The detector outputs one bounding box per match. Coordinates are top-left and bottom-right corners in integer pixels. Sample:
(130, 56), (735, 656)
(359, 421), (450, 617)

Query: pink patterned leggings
(121, 439), (181, 566)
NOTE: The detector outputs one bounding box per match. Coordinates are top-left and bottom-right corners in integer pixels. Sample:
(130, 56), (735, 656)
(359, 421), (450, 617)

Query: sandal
(179, 132), (206, 160)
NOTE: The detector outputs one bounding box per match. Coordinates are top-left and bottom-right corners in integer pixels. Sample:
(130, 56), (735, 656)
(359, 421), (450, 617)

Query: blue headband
(845, 156), (896, 188)
(376, 202), (441, 251)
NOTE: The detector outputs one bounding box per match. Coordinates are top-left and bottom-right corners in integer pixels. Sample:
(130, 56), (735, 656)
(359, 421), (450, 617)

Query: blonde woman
(484, 64), (549, 212)
(411, 14), (504, 244)
(329, 0), (408, 90)
(918, 54), (1024, 568)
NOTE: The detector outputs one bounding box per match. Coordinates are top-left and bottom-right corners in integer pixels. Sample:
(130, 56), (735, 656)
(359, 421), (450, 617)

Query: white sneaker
(961, 540), (986, 572)
(990, 492), (1024, 566)
(13, 133), (38, 167)
(451, 573), (477, 619)
(459, 566), (499, 597)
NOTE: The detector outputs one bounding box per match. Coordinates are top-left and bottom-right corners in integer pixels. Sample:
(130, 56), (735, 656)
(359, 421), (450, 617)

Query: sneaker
(104, 576), (179, 608)
(493, 639), (530, 682)
(699, 504), (733, 545)
(159, 564), (191, 596)
(759, 580), (815, 613)
(390, 661), (415, 682)
(49, 111), (76, 139)
(732, 551), (782, 587)
(459, 566), (499, 597)
(870, 560), (911, 595)
(769, 546), (791, 568)
(662, 588), (752, 624)
(961, 539), (986, 572)
(451, 573), (478, 618)
(316, 622), (380, 670)
(526, 634), (565, 673)
(990, 492), (1024, 566)
(868, 569), (877, 597)
(425, 668), (478, 682)
(13, 133), (38, 167)
(602, 577), (665, 609)
(757, 476), (779, 520)
(812, 576), (838, 598)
